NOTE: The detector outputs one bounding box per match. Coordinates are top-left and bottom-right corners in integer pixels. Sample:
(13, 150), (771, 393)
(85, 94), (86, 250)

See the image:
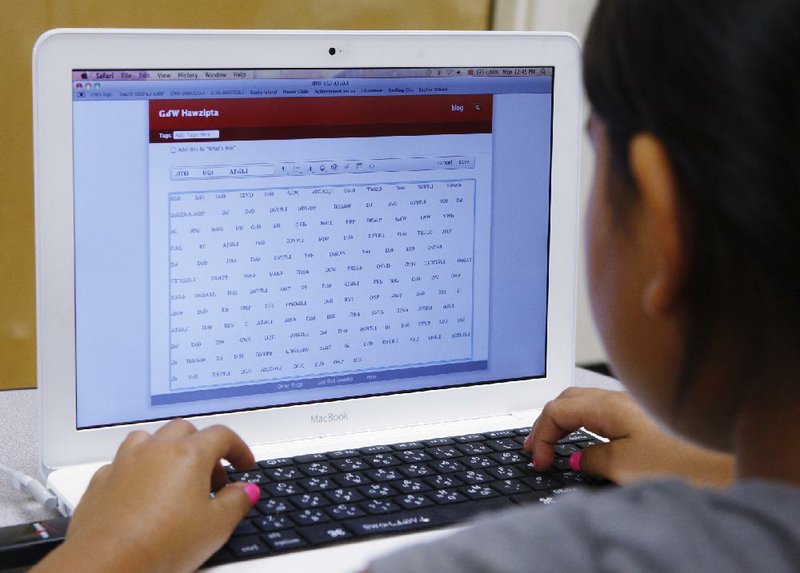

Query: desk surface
(0, 368), (621, 527)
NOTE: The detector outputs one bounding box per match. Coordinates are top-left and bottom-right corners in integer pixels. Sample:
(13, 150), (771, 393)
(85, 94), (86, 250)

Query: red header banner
(149, 95), (493, 143)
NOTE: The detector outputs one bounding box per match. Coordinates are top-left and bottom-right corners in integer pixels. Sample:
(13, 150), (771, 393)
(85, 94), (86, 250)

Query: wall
(0, 0), (491, 390)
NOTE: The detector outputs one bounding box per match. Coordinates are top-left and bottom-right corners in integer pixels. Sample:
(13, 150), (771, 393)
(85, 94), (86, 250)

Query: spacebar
(344, 498), (514, 537)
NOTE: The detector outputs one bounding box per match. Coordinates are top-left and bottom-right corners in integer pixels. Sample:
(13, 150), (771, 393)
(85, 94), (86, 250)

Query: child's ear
(628, 133), (687, 316)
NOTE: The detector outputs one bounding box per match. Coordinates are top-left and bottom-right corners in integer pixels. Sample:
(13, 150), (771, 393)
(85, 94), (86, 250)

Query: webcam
(328, 47), (336, 56)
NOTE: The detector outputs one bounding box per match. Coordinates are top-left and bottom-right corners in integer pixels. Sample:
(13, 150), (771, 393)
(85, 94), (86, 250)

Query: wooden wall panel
(0, 0), (491, 389)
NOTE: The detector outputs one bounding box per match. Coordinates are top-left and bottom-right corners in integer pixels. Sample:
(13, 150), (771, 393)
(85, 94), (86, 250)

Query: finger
(114, 430), (150, 460)
(212, 482), (259, 535)
(570, 442), (617, 482)
(154, 418), (198, 440)
(523, 387), (606, 453)
(530, 392), (627, 469)
(190, 425), (256, 473)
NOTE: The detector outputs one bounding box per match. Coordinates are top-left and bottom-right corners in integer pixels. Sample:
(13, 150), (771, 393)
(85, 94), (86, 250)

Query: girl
(34, 0), (800, 570)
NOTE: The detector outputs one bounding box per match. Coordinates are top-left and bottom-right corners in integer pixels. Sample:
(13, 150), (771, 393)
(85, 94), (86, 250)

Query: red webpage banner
(149, 95), (493, 143)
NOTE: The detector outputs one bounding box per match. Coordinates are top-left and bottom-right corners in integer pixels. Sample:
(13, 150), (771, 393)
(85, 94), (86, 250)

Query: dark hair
(583, 0), (800, 413)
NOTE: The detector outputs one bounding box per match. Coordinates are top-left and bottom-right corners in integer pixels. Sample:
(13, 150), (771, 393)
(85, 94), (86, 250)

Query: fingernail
(523, 433), (532, 448)
(569, 451), (583, 472)
(244, 483), (260, 506)
(530, 457), (538, 470)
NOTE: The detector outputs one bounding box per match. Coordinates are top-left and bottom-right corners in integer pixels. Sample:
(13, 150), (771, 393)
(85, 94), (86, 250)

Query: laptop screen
(71, 67), (554, 429)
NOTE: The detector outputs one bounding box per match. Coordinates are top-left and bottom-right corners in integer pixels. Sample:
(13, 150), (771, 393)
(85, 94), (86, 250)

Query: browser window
(71, 67), (554, 427)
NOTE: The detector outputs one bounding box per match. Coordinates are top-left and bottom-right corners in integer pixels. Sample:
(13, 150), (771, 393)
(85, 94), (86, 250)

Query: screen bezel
(34, 29), (581, 472)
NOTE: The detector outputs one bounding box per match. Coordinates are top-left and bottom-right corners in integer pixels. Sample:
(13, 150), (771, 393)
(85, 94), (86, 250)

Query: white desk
(0, 368), (621, 527)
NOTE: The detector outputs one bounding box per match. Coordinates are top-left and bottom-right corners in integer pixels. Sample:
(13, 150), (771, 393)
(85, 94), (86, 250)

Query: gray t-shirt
(369, 479), (800, 572)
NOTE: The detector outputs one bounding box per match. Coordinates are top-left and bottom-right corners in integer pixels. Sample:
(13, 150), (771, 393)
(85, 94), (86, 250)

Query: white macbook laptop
(33, 29), (582, 571)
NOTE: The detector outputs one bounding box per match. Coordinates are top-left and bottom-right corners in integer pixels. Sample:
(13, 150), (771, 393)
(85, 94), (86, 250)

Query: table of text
(167, 179), (477, 391)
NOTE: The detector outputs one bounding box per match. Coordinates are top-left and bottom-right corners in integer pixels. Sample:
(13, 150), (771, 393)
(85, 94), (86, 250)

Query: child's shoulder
(370, 479), (800, 573)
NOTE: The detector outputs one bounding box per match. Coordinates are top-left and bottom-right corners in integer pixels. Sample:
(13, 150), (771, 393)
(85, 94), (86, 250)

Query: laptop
(33, 29), (582, 571)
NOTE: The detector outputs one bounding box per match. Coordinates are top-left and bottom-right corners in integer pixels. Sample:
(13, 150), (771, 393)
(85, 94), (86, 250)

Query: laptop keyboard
(209, 427), (607, 565)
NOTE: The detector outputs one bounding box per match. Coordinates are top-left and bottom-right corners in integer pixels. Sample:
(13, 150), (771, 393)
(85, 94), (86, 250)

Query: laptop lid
(34, 30), (581, 473)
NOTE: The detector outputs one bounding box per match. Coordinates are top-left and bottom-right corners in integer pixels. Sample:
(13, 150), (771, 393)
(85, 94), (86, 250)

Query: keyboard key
(490, 451), (527, 465)
(227, 535), (270, 558)
(429, 459), (467, 474)
(333, 472), (368, 487)
(555, 471), (591, 486)
(293, 453), (328, 463)
(363, 453), (401, 467)
(390, 441), (425, 450)
(521, 475), (560, 491)
(575, 439), (600, 449)
(344, 498), (512, 537)
(359, 483), (398, 499)
(331, 458), (370, 472)
(358, 444), (391, 455)
(299, 523), (353, 546)
(484, 430), (515, 439)
(264, 481), (302, 497)
(298, 476), (336, 492)
(398, 463), (434, 478)
(514, 427), (531, 436)
(327, 503), (365, 519)
(512, 492), (560, 506)
(256, 498), (295, 515)
(427, 446), (462, 459)
(291, 509), (331, 526)
(325, 449), (359, 459)
(554, 443), (580, 457)
(429, 488), (467, 504)
(559, 430), (594, 443)
(424, 474), (463, 489)
(298, 462), (336, 476)
(364, 468), (403, 482)
(290, 493), (329, 509)
(257, 457), (291, 469)
(263, 466), (302, 481)
(361, 499), (401, 515)
(493, 479), (528, 495)
(263, 529), (307, 551)
(395, 493), (434, 510)
(228, 471), (268, 485)
(456, 470), (492, 485)
(255, 514), (293, 532)
(455, 443), (492, 455)
(512, 487), (580, 506)
(552, 457), (572, 471)
(390, 478), (430, 494)
(422, 437), (455, 446)
(454, 433), (484, 443)
(461, 484), (500, 500)
(486, 438), (520, 452)
(461, 455), (497, 469)
(325, 488), (364, 504)
(395, 450), (433, 463)
(487, 465), (525, 480)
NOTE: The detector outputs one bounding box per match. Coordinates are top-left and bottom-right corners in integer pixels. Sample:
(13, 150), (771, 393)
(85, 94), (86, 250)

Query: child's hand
(523, 387), (734, 487)
(35, 419), (259, 573)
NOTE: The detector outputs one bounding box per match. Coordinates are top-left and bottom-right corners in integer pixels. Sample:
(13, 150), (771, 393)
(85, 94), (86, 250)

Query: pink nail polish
(523, 433), (532, 448)
(244, 482), (261, 506)
(569, 451), (583, 472)
(530, 457), (538, 470)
